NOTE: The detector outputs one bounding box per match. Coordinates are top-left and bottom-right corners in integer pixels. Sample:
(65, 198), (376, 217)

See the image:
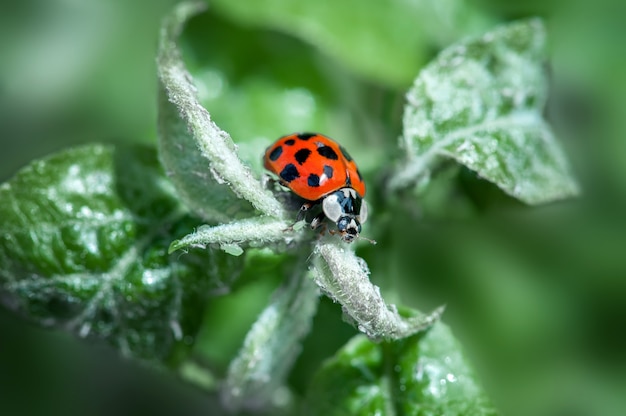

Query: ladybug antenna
(358, 235), (377, 245)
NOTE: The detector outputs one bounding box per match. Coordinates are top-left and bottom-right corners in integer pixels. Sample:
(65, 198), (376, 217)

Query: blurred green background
(1, 0), (625, 415)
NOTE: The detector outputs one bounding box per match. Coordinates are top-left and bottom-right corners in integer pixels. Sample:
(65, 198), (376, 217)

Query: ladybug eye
(322, 194), (342, 222)
(359, 200), (368, 224)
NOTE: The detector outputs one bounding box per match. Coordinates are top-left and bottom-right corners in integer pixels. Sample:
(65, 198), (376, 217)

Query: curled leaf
(221, 265), (319, 412)
(157, 2), (285, 221)
(169, 217), (296, 254)
(312, 240), (444, 341)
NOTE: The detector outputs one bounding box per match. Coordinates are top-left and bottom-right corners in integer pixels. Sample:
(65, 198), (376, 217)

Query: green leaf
(391, 18), (579, 205)
(209, 0), (490, 87)
(222, 265), (319, 412)
(0, 144), (243, 365)
(304, 322), (499, 415)
(168, 217), (296, 254)
(157, 2), (285, 222)
(312, 240), (444, 341)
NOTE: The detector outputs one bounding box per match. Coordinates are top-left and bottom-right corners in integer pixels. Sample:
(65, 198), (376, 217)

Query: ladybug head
(335, 216), (361, 243)
(322, 188), (368, 244)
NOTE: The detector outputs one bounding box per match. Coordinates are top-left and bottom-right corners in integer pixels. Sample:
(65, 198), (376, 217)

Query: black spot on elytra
(339, 145), (353, 162)
(317, 146), (338, 160)
(346, 175), (352, 186)
(308, 173), (320, 187)
(297, 133), (316, 140)
(323, 165), (334, 179)
(284, 139), (295, 146)
(268, 146), (283, 161)
(294, 148), (311, 165)
(280, 164), (299, 182)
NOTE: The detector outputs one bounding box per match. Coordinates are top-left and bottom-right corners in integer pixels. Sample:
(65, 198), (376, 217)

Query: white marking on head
(322, 194), (342, 222)
(341, 188), (356, 199)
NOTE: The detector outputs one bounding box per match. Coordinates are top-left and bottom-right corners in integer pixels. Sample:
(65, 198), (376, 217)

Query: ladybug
(263, 132), (369, 243)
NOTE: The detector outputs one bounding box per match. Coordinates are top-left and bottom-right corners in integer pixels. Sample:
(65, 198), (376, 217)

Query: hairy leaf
(0, 144), (243, 365)
(168, 217), (296, 254)
(221, 266), (319, 412)
(157, 2), (285, 221)
(304, 323), (498, 415)
(312, 240), (444, 341)
(392, 19), (579, 204)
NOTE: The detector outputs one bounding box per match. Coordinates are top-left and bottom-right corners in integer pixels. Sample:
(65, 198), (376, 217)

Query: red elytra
(263, 132), (365, 201)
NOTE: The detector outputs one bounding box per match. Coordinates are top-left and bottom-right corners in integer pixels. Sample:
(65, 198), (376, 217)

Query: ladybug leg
(310, 212), (331, 238)
(296, 202), (315, 222)
(261, 173), (273, 189)
(310, 212), (326, 230)
(283, 202), (316, 233)
(262, 174), (290, 191)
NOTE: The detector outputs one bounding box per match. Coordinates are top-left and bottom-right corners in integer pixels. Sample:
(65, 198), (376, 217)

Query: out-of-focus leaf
(0, 144), (243, 365)
(192, 249), (290, 370)
(181, 9), (366, 174)
(304, 322), (499, 415)
(392, 19), (579, 205)
(157, 2), (284, 222)
(209, 0), (490, 87)
(221, 266), (319, 412)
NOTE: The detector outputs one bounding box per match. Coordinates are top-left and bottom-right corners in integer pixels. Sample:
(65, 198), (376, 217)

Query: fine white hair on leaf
(169, 217), (296, 254)
(389, 18), (579, 205)
(312, 240), (444, 340)
(157, 2), (286, 220)
(221, 262), (319, 412)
